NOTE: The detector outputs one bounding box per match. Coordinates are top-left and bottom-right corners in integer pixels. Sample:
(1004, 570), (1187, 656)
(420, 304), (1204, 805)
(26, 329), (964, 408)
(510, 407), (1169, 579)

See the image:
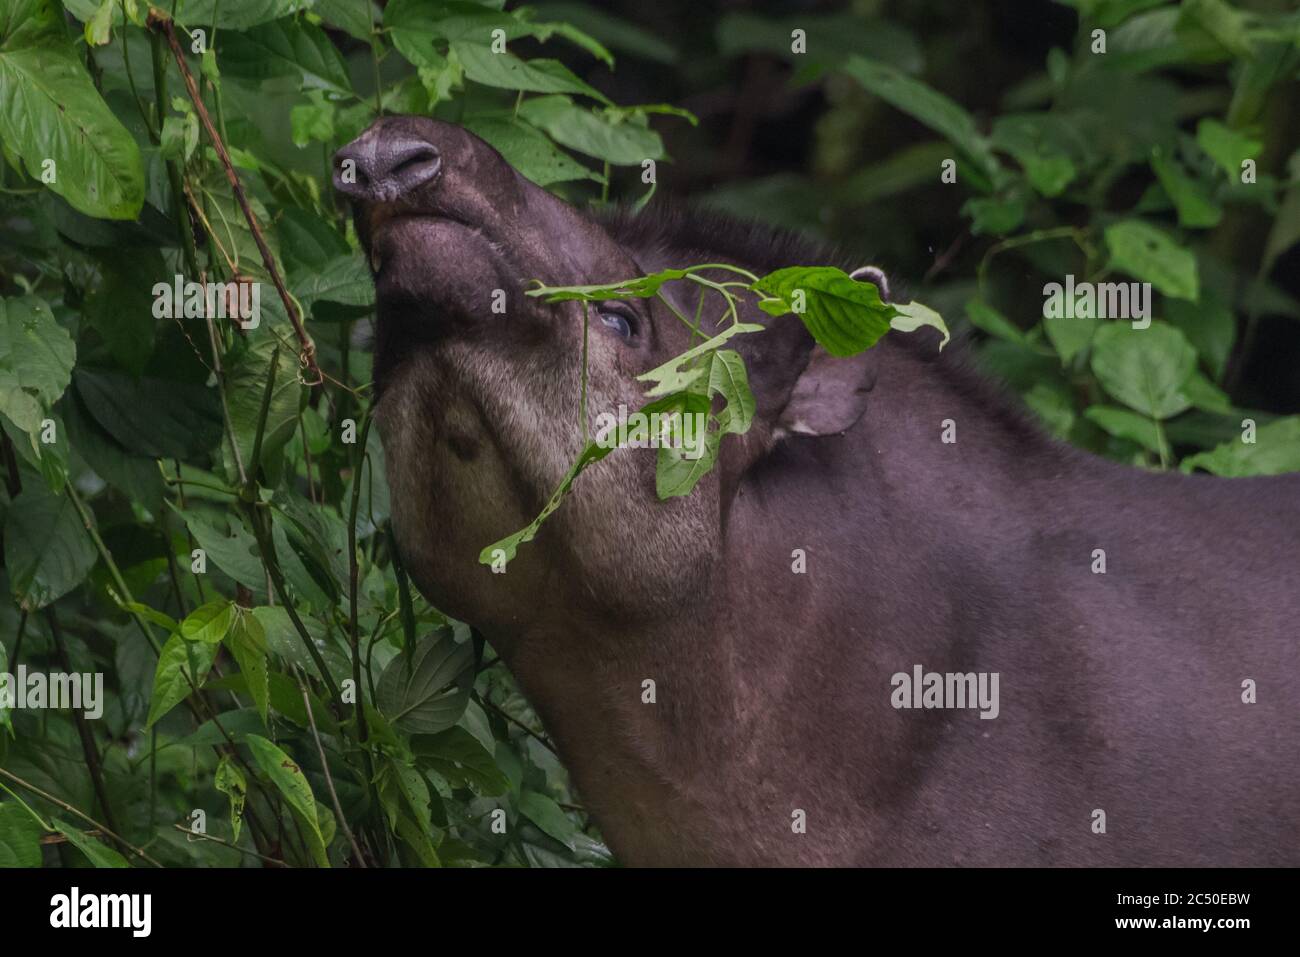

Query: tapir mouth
(363, 203), (482, 277)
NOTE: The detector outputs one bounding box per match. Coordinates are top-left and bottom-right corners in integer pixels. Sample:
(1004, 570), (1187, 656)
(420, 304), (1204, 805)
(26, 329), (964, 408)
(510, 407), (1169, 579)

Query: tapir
(334, 116), (1300, 867)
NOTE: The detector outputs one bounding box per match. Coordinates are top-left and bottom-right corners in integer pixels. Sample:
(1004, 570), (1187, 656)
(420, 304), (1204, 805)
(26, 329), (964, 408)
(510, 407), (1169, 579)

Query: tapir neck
(493, 340), (1109, 866)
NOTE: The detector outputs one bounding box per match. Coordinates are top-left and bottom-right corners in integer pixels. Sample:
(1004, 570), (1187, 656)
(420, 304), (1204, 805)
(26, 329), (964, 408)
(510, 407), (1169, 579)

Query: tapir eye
(597, 304), (637, 340)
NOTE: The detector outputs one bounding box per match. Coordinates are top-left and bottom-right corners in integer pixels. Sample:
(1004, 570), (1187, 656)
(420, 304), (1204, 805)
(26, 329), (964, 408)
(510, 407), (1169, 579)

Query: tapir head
(334, 117), (877, 635)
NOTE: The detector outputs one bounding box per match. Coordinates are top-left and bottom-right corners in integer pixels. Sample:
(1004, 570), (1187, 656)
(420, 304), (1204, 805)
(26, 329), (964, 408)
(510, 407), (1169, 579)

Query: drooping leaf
(751, 266), (898, 357)
(246, 735), (329, 866)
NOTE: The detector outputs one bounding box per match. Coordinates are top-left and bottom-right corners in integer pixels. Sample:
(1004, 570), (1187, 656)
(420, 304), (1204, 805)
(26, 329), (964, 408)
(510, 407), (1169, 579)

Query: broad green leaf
(453, 43), (611, 103)
(518, 791), (579, 851)
(534, 2), (677, 63)
(246, 735), (329, 866)
(709, 349), (754, 435)
(214, 755), (247, 843)
(219, 18), (352, 95)
(842, 55), (1000, 181)
(53, 822), (127, 867)
(146, 634), (217, 729)
(464, 116), (599, 187)
(4, 487), (97, 611)
(752, 266), (898, 357)
(180, 600), (237, 644)
(0, 0), (144, 218)
(1104, 220), (1199, 301)
(1090, 322), (1196, 419)
(294, 253), (374, 321)
(74, 370), (222, 459)
(376, 627), (473, 734)
(0, 801), (43, 867)
(1181, 417), (1300, 477)
(0, 296), (75, 435)
(412, 727), (509, 795)
(172, 0), (312, 30)
(1177, 0), (1254, 58)
(519, 96), (663, 164)
(963, 195), (1027, 236)
(1084, 405), (1164, 453)
(84, 249), (164, 376)
(312, 0), (379, 41)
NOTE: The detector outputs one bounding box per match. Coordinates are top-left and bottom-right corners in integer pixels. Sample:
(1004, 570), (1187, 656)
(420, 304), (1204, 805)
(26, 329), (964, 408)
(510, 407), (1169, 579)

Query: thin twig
(173, 824), (286, 866)
(296, 676), (367, 867)
(0, 768), (164, 868)
(147, 9), (321, 386)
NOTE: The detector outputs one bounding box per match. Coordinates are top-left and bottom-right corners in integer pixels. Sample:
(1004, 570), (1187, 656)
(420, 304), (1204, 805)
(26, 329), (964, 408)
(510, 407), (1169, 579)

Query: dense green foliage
(0, 0), (1298, 868)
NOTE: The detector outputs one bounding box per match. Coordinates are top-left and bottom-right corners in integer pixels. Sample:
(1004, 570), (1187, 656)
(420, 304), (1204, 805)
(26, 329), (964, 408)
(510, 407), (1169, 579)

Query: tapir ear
(849, 264), (892, 302)
(775, 264), (888, 437)
(776, 346), (877, 437)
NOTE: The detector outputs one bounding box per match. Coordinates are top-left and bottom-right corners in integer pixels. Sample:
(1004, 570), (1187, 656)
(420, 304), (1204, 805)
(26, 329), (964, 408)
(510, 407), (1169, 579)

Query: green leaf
(635, 322), (764, 395)
(452, 43), (611, 103)
(517, 791), (579, 851)
(841, 55), (1000, 181)
(0, 801), (43, 867)
(312, 0), (379, 42)
(172, 0), (312, 30)
(54, 822), (127, 867)
(214, 755), (247, 843)
(1104, 220), (1200, 301)
(1181, 417), (1300, 477)
(1150, 148), (1221, 228)
(0, 0), (144, 218)
(1044, 313), (1100, 366)
(4, 486), (97, 611)
(412, 727), (509, 795)
(709, 349), (754, 435)
(463, 116), (599, 187)
(84, 249), (164, 376)
(752, 266), (898, 357)
(479, 439), (615, 565)
(0, 296), (75, 435)
(294, 253), (375, 321)
(1089, 322), (1196, 420)
(226, 611), (269, 724)
(1084, 405), (1164, 453)
(222, 335), (305, 485)
(74, 370), (222, 459)
(180, 600), (236, 644)
(376, 627), (473, 734)
(246, 735), (329, 866)
(1166, 295), (1234, 381)
(146, 634), (217, 729)
(219, 18), (352, 96)
(518, 96), (664, 164)
(1196, 118), (1262, 180)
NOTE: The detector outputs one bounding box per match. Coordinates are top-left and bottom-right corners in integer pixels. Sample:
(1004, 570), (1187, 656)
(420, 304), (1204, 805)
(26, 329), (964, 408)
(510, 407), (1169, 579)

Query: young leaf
(227, 611), (269, 724)
(180, 600), (237, 644)
(146, 635), (217, 729)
